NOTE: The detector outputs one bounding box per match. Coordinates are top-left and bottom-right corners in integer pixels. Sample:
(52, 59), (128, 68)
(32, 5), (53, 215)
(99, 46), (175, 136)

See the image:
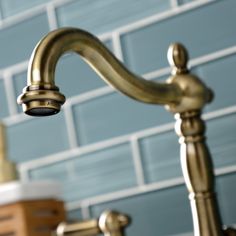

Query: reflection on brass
(99, 210), (130, 236)
(54, 210), (130, 236)
(17, 27), (235, 236)
(0, 122), (18, 183)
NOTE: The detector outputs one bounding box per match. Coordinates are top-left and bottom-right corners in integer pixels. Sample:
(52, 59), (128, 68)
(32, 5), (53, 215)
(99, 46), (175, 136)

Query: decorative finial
(167, 43), (189, 75)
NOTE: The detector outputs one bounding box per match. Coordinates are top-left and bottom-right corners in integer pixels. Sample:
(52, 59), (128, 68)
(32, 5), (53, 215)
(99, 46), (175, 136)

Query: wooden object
(0, 199), (65, 236)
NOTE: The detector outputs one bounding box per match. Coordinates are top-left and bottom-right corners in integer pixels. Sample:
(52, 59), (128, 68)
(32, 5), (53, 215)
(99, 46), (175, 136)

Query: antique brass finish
(18, 28), (211, 116)
(99, 210), (130, 236)
(55, 210), (130, 236)
(56, 219), (99, 236)
(0, 122), (18, 183)
(17, 27), (236, 236)
(175, 111), (223, 236)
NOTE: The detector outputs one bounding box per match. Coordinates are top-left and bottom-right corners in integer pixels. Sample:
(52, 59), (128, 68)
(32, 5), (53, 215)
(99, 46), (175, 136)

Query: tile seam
(2, 71), (18, 116)
(66, 163), (236, 211)
(46, 3), (58, 30)
(18, 105), (236, 171)
(130, 137), (146, 186)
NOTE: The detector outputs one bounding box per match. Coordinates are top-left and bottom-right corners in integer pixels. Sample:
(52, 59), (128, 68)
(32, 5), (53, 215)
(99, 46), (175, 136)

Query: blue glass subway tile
(12, 71), (27, 113)
(67, 209), (83, 221)
(91, 185), (193, 236)
(55, 39), (113, 99)
(56, 0), (171, 35)
(29, 160), (70, 182)
(0, 79), (9, 118)
(194, 54), (236, 112)
(207, 113), (236, 169)
(72, 93), (173, 146)
(63, 143), (136, 201)
(0, 13), (49, 69)
(177, 0), (195, 5)
(7, 112), (69, 163)
(140, 130), (181, 183)
(216, 172), (236, 226)
(121, 0), (236, 74)
(0, 0), (50, 18)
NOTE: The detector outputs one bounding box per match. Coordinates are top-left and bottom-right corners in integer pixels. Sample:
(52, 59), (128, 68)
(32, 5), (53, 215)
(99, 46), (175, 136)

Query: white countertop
(0, 180), (63, 205)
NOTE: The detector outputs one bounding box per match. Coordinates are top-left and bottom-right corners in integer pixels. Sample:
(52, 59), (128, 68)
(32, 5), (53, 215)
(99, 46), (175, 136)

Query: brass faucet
(17, 27), (236, 236)
(55, 210), (130, 236)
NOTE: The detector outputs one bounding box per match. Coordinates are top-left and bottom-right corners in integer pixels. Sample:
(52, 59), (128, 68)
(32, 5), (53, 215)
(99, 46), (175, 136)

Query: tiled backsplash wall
(0, 0), (235, 235)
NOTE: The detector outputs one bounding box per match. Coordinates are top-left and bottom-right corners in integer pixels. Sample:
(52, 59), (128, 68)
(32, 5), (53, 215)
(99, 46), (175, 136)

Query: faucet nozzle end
(17, 85), (65, 116)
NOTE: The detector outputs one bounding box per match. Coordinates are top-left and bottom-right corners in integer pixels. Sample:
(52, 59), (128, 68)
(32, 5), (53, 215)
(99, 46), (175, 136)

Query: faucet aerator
(17, 85), (66, 117)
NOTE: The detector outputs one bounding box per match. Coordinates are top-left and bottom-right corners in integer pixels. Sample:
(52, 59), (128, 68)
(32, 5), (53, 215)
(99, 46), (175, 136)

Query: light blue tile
(72, 93), (173, 146)
(216, 173), (236, 226)
(67, 209), (83, 221)
(0, 0), (50, 18)
(56, 0), (171, 35)
(91, 185), (193, 236)
(194, 54), (236, 112)
(7, 112), (69, 162)
(0, 79), (9, 118)
(55, 40), (113, 99)
(0, 13), (49, 69)
(29, 161), (70, 182)
(121, 0), (236, 74)
(13, 40), (113, 103)
(140, 130), (181, 183)
(12, 71), (27, 113)
(177, 0), (195, 5)
(63, 144), (136, 201)
(207, 113), (236, 169)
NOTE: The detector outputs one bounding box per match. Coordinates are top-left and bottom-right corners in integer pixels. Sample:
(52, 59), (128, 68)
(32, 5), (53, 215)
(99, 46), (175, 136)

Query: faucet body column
(175, 111), (223, 236)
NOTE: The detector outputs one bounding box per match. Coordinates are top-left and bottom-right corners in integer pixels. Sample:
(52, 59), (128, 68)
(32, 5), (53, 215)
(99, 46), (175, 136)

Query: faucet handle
(99, 210), (130, 236)
(167, 43), (189, 75)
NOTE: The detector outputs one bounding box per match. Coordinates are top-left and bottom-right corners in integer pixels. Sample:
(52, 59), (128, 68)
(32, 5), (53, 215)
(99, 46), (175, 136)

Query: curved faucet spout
(17, 27), (183, 116)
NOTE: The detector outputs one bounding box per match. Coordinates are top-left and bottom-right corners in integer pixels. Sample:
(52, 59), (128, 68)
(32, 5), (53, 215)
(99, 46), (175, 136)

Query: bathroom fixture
(0, 122), (18, 183)
(55, 210), (130, 236)
(17, 27), (236, 236)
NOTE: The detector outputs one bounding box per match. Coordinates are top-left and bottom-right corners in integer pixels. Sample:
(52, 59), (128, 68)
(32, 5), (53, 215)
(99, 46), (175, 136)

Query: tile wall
(0, 0), (235, 235)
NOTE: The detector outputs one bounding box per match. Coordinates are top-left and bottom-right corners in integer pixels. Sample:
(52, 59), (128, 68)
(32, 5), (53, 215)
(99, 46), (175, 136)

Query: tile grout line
(0, 5), (47, 30)
(46, 3), (58, 30)
(18, 165), (30, 182)
(115, 0), (215, 35)
(111, 31), (124, 62)
(66, 86), (113, 106)
(0, 0), (213, 36)
(189, 45), (236, 68)
(3, 71), (18, 116)
(67, 162), (236, 211)
(170, 0), (179, 9)
(81, 202), (92, 219)
(63, 106), (78, 149)
(130, 137), (146, 186)
(0, 1), (4, 27)
(18, 105), (236, 172)
(67, 177), (185, 211)
(0, 0), (214, 80)
(202, 106), (236, 120)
